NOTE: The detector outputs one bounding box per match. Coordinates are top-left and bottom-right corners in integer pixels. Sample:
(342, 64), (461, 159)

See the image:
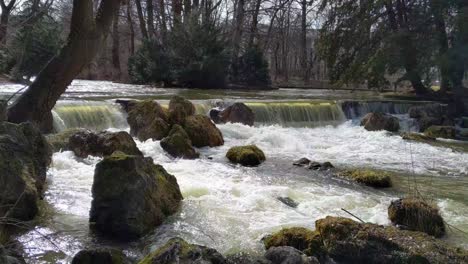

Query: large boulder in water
(424, 125), (457, 139)
(226, 145), (265, 166)
(336, 169), (392, 188)
(0, 122), (52, 221)
(90, 152), (183, 241)
(138, 237), (226, 264)
(71, 248), (129, 264)
(388, 197), (445, 237)
(264, 247), (319, 264)
(360, 112), (399, 132)
(183, 115), (224, 147)
(69, 130), (142, 158)
(46, 128), (88, 152)
(315, 216), (467, 264)
(127, 100), (170, 141)
(168, 96), (196, 125)
(160, 125), (199, 159)
(263, 227), (324, 258)
(218, 103), (255, 126)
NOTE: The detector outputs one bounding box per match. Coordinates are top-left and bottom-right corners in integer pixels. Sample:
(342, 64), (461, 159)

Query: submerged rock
(308, 162), (334, 171)
(138, 237), (226, 264)
(360, 112), (400, 132)
(90, 152), (182, 241)
(127, 100), (170, 141)
(264, 247), (319, 264)
(388, 197), (445, 237)
(424, 125), (457, 139)
(219, 103), (255, 126)
(263, 227), (323, 258)
(183, 115), (224, 147)
(0, 122), (52, 221)
(337, 169), (392, 188)
(293, 158), (311, 167)
(71, 248), (129, 264)
(69, 130), (142, 158)
(277, 197), (299, 208)
(316, 216), (466, 263)
(168, 96), (196, 125)
(226, 145), (266, 166)
(401, 132), (436, 142)
(160, 125), (199, 159)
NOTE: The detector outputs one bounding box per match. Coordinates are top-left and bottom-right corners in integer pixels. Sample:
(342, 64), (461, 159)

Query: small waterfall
(52, 101), (127, 132)
(244, 101), (347, 127)
(340, 100), (427, 119)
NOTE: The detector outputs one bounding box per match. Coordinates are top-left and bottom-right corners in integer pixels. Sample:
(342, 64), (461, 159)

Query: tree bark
(158, 0), (168, 42)
(127, 0), (135, 54)
(173, 0), (183, 26)
(248, 0), (261, 47)
(147, 0), (155, 38)
(430, 0), (450, 93)
(232, 0), (245, 60)
(112, 6), (122, 79)
(300, 0), (309, 84)
(7, 0), (121, 132)
(0, 0), (16, 45)
(135, 0), (148, 38)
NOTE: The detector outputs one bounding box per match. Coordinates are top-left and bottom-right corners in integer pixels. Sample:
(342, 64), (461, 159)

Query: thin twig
(341, 208), (365, 223)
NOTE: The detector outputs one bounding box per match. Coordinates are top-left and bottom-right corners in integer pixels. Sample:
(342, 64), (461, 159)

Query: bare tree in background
(0, 0), (17, 44)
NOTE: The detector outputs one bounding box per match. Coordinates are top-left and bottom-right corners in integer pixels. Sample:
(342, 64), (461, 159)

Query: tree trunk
(112, 6), (122, 79)
(0, 0), (16, 45)
(248, 0), (261, 47)
(135, 0), (148, 38)
(232, 0), (245, 60)
(7, 0), (121, 132)
(430, 0), (450, 93)
(300, 0), (309, 84)
(158, 0), (168, 42)
(127, 1), (135, 55)
(184, 0), (191, 22)
(173, 0), (183, 26)
(147, 0), (156, 38)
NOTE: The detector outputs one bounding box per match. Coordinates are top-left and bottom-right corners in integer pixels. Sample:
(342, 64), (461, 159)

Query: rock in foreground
(337, 169), (392, 188)
(183, 115), (224, 147)
(360, 112), (400, 132)
(90, 152), (183, 241)
(263, 227), (323, 257)
(160, 125), (199, 159)
(226, 145), (265, 166)
(388, 197), (445, 237)
(264, 247), (319, 264)
(0, 122), (52, 221)
(71, 248), (129, 264)
(138, 237), (226, 264)
(316, 216), (467, 263)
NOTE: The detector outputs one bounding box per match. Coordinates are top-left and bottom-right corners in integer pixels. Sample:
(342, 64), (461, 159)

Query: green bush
(128, 40), (172, 85)
(231, 45), (271, 87)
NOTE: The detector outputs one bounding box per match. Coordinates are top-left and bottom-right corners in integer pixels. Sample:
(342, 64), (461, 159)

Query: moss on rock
(160, 125), (199, 159)
(183, 115), (224, 147)
(315, 216), (467, 264)
(90, 152), (182, 241)
(46, 128), (87, 152)
(337, 169), (392, 188)
(401, 132), (436, 142)
(127, 100), (170, 141)
(226, 145), (265, 166)
(263, 227), (324, 258)
(138, 237), (226, 264)
(168, 96), (196, 125)
(388, 197), (445, 237)
(424, 126), (457, 139)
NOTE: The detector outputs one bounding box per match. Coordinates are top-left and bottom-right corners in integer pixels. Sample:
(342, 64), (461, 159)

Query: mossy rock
(71, 248), (129, 264)
(219, 103), (255, 126)
(424, 126), (457, 139)
(263, 227), (324, 258)
(90, 152), (183, 241)
(183, 115), (224, 147)
(138, 237), (226, 264)
(337, 169), (392, 188)
(168, 96), (196, 125)
(226, 145), (265, 166)
(315, 216), (467, 264)
(401, 132), (436, 143)
(160, 125), (199, 159)
(46, 128), (88, 152)
(360, 112), (400, 132)
(127, 100), (170, 141)
(388, 197), (445, 237)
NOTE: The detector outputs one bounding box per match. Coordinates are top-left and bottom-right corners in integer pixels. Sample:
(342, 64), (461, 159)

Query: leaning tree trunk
(7, 0), (121, 133)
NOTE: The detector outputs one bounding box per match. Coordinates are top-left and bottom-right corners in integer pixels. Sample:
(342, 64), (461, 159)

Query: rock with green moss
(337, 169), (392, 188)
(183, 115), (224, 147)
(71, 248), (129, 264)
(168, 96), (196, 125)
(315, 216), (467, 264)
(0, 122), (52, 221)
(46, 128), (88, 152)
(90, 152), (183, 241)
(388, 197), (445, 237)
(69, 130), (142, 158)
(127, 100), (170, 141)
(263, 227), (324, 258)
(160, 125), (199, 159)
(424, 126), (457, 139)
(226, 145), (265, 166)
(360, 112), (400, 132)
(401, 132), (436, 142)
(264, 247), (319, 264)
(138, 237), (226, 264)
